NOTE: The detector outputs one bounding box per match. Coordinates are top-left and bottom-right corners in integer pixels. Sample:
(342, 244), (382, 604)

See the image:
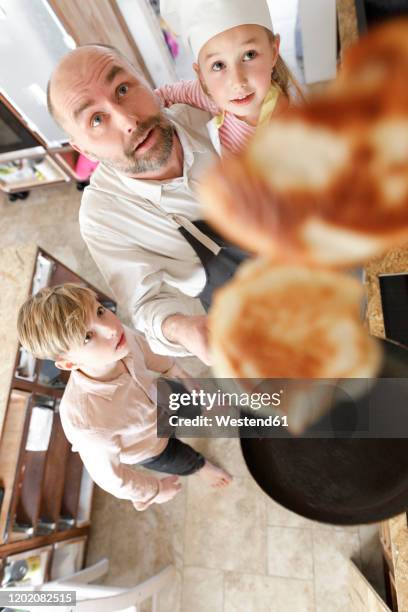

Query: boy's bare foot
(198, 460), (233, 488)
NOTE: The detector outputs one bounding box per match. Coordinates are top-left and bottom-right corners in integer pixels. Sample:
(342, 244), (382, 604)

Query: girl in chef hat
(157, 0), (303, 155)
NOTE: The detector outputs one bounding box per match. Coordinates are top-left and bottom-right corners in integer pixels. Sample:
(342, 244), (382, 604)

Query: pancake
(210, 258), (381, 378)
(199, 19), (408, 267)
(210, 259), (382, 432)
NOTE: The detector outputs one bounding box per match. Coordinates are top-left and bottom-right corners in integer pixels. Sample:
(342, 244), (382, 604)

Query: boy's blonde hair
(17, 283), (97, 360)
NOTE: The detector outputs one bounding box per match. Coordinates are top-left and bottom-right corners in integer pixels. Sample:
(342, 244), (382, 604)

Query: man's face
(57, 50), (174, 176)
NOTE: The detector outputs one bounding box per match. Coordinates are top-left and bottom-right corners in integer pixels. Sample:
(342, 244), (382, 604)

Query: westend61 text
(168, 414), (289, 428)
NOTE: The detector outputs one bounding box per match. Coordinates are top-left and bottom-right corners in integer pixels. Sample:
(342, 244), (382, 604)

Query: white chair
(4, 560), (176, 612)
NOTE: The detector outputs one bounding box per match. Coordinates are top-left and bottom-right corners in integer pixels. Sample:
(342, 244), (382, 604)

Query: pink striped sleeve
(155, 79), (218, 114)
(218, 115), (256, 154)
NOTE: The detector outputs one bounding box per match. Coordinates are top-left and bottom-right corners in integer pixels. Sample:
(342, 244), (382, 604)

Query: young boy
(17, 284), (232, 511)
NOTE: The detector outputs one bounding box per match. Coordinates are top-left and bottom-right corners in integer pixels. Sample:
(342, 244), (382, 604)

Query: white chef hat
(161, 0), (274, 60)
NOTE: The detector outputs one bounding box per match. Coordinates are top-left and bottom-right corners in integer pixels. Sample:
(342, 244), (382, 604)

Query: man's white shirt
(79, 105), (218, 356)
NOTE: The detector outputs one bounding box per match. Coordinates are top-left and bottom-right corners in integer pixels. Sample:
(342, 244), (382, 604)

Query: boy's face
(56, 299), (129, 371)
(196, 25), (279, 125)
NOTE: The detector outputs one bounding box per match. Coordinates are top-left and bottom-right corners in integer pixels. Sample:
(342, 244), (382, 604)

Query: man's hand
(165, 362), (202, 394)
(162, 314), (211, 365)
(165, 362), (191, 379)
(155, 475), (182, 504)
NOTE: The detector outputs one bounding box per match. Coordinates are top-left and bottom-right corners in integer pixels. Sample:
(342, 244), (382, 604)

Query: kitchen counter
(388, 515), (408, 612)
(0, 243), (37, 437)
(365, 245), (408, 339)
(365, 243), (408, 612)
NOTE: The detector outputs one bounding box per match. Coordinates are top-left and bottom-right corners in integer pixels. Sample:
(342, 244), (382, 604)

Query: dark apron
(178, 220), (249, 311)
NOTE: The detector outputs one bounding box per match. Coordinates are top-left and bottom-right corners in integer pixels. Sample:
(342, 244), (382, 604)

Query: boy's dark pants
(140, 381), (205, 476)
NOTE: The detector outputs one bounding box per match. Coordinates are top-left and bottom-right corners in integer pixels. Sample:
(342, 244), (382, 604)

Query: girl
(158, 0), (303, 154)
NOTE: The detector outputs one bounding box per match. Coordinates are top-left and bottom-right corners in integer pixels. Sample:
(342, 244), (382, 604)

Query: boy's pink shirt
(59, 326), (174, 510)
(155, 79), (256, 154)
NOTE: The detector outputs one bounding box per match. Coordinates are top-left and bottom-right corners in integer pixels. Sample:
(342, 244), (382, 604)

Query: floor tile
(181, 566), (223, 612)
(266, 498), (314, 529)
(86, 486), (118, 565)
(187, 436), (251, 479)
(0, 195), (23, 246)
(14, 220), (87, 273)
(224, 571), (314, 612)
(16, 187), (81, 231)
(120, 487), (186, 577)
(184, 475), (267, 572)
(268, 526), (314, 580)
(313, 528), (362, 612)
(157, 568), (182, 612)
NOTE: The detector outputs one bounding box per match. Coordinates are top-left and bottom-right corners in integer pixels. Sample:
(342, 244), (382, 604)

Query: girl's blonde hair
(17, 283), (97, 361)
(268, 32), (304, 102)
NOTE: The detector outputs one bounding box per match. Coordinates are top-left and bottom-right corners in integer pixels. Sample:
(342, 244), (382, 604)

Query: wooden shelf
(60, 451), (83, 522)
(39, 415), (70, 527)
(0, 526), (89, 557)
(0, 390), (30, 542)
(14, 450), (47, 533)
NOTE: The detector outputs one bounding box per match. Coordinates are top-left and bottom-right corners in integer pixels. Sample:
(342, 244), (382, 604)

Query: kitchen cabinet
(0, 243), (115, 586)
(0, 94), (71, 200)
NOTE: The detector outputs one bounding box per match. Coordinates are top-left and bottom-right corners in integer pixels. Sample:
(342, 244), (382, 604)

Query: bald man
(48, 45), (247, 362)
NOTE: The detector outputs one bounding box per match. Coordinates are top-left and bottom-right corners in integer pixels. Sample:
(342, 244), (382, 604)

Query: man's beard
(97, 115), (175, 175)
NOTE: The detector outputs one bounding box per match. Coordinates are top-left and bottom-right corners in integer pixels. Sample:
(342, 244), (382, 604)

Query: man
(47, 44), (246, 362)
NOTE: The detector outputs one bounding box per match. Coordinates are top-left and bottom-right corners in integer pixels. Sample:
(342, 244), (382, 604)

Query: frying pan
(240, 338), (408, 524)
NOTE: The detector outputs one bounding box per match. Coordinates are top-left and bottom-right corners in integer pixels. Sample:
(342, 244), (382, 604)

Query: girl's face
(195, 25), (279, 125)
